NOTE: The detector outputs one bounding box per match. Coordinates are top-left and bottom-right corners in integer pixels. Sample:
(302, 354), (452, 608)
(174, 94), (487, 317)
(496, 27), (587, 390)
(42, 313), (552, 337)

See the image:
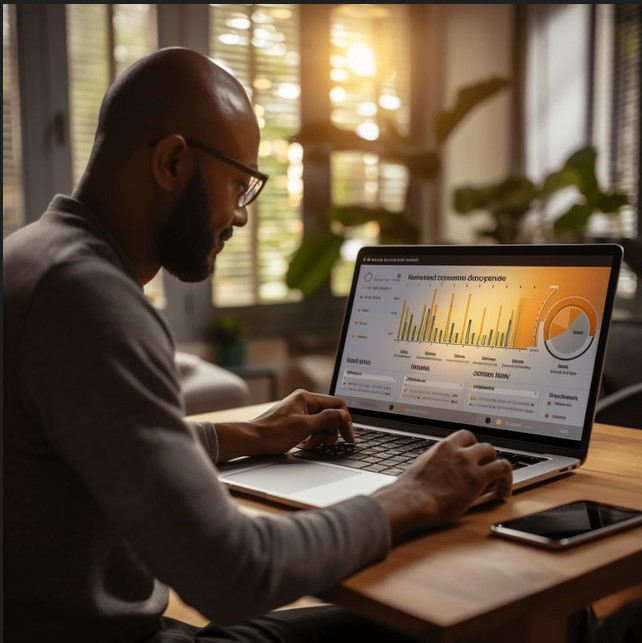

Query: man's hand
(372, 430), (513, 543)
(214, 389), (354, 462)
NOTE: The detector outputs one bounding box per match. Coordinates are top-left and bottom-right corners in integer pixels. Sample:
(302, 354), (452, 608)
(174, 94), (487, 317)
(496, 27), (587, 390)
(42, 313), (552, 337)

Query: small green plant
(286, 77), (511, 295)
(453, 146), (630, 244)
(207, 316), (246, 367)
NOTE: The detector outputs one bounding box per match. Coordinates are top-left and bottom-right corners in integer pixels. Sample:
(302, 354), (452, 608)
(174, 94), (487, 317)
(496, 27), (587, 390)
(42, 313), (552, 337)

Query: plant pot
(217, 343), (246, 368)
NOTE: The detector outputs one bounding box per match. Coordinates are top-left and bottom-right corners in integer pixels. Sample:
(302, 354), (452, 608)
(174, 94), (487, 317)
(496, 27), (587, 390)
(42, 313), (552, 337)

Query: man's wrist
(214, 421), (261, 462)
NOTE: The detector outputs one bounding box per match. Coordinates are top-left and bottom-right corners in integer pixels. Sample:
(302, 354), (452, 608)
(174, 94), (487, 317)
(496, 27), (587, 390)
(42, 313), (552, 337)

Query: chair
(595, 382), (642, 429)
(175, 351), (250, 415)
(595, 316), (642, 429)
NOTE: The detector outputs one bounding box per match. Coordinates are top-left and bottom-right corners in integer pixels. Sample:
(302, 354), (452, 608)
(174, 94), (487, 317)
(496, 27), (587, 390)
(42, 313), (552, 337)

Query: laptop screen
(330, 244), (622, 450)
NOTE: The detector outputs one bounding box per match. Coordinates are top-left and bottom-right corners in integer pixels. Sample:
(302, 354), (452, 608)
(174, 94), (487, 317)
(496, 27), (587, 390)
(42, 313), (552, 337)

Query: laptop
(218, 243), (623, 509)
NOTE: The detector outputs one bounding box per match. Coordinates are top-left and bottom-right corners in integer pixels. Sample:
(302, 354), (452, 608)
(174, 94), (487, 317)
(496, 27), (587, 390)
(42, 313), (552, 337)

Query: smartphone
(490, 500), (642, 550)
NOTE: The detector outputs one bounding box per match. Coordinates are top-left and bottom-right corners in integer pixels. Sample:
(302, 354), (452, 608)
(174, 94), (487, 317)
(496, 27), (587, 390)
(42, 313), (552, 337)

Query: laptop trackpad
(223, 461), (361, 494)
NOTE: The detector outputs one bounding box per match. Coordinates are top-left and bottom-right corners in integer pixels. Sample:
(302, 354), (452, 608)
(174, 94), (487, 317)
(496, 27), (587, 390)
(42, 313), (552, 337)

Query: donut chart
(543, 298), (597, 360)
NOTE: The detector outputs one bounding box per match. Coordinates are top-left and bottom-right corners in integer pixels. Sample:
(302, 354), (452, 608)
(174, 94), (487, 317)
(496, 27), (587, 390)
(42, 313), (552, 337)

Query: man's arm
(21, 263), (391, 624)
(201, 389), (354, 462)
(372, 430), (513, 543)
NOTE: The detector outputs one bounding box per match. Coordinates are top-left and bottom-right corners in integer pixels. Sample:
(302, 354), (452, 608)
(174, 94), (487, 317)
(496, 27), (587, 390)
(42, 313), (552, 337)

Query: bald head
(73, 47), (262, 286)
(93, 47), (257, 159)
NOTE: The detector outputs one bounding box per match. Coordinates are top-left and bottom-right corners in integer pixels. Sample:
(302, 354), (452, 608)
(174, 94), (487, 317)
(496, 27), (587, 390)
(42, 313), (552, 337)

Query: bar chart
(394, 284), (556, 350)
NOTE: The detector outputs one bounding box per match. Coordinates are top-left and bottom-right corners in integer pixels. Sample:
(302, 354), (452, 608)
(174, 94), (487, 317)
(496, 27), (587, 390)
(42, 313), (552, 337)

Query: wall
(430, 4), (514, 244)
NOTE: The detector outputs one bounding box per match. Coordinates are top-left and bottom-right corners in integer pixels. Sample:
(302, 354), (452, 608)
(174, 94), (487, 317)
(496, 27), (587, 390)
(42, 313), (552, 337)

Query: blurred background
(4, 4), (641, 405)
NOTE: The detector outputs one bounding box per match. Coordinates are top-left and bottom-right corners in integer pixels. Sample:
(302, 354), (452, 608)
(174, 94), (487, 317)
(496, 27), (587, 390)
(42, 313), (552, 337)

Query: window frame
(9, 4), (431, 346)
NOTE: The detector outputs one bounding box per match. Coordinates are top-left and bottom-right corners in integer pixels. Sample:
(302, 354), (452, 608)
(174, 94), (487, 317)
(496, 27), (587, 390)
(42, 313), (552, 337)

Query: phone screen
(490, 500), (642, 548)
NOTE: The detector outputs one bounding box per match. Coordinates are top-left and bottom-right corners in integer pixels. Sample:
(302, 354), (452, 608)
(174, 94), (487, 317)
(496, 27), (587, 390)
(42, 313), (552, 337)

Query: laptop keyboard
(293, 426), (546, 476)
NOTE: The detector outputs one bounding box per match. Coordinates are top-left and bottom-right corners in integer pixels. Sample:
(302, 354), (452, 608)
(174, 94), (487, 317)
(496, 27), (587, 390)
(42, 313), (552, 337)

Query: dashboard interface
(333, 251), (615, 442)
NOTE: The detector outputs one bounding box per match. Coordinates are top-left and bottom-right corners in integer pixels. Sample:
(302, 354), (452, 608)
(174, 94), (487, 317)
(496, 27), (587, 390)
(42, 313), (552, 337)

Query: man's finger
(481, 458), (513, 497)
(312, 408), (354, 443)
(467, 442), (497, 464)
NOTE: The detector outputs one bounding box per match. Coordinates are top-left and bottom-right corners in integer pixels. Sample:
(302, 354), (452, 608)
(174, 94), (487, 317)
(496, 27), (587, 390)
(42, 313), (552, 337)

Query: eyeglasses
(148, 136), (269, 208)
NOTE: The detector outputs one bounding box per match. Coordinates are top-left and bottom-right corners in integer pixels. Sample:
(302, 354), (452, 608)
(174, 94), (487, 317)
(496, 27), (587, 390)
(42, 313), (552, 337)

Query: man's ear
(150, 134), (191, 192)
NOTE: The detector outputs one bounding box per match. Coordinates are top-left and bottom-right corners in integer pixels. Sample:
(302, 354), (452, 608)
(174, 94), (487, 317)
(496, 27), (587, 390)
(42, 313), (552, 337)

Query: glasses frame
(147, 136), (269, 208)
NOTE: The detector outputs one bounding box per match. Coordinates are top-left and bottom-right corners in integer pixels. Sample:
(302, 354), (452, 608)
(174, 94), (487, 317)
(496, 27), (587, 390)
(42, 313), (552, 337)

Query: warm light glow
(346, 43), (376, 77)
(364, 180), (378, 199)
(330, 68), (349, 82)
(263, 7), (292, 21)
(357, 101), (377, 117)
(364, 164), (378, 181)
(331, 109), (352, 125)
(219, 33), (246, 46)
(363, 153), (378, 165)
(356, 122), (379, 140)
(254, 104), (265, 117)
(288, 142), (303, 163)
(257, 116), (266, 129)
(253, 77), (272, 90)
(379, 94), (401, 110)
(225, 15), (250, 30)
(277, 82), (300, 99)
(330, 86), (347, 103)
(272, 139), (290, 162)
(258, 140), (272, 157)
(254, 25), (276, 40)
(340, 238), (365, 262)
(330, 54), (346, 68)
(258, 42), (286, 56)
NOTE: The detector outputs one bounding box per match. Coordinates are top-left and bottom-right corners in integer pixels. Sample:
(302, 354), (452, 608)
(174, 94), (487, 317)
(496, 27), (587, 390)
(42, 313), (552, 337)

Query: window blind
(328, 5), (412, 295)
(67, 4), (160, 303)
(3, 4), (24, 238)
(209, 4), (302, 307)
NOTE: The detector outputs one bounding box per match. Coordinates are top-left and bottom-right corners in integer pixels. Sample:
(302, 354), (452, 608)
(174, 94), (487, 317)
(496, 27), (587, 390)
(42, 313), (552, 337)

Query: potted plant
(452, 146), (641, 280)
(207, 315), (246, 368)
(285, 77), (511, 295)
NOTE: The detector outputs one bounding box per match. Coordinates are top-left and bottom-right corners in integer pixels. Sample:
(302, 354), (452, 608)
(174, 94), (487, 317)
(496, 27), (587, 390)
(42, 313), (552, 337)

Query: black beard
(158, 168), (216, 282)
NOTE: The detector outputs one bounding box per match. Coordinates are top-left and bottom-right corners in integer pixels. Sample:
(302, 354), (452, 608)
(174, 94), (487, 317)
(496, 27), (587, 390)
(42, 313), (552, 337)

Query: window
(3, 4), (24, 238)
(328, 4), (411, 294)
(67, 4), (160, 302)
(67, 4), (157, 186)
(591, 4), (641, 301)
(208, 4), (413, 305)
(5, 5), (417, 339)
(209, 4), (302, 307)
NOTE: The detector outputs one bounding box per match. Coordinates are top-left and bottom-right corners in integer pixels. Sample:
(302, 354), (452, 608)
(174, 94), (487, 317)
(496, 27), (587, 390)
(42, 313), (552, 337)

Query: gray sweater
(3, 196), (391, 643)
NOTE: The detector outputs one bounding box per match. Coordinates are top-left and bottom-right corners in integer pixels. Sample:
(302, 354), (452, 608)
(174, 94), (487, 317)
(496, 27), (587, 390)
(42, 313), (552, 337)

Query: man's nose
(233, 205), (249, 227)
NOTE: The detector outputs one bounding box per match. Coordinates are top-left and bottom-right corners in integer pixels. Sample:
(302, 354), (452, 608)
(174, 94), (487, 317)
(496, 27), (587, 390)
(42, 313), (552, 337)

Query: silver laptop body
(218, 244), (623, 509)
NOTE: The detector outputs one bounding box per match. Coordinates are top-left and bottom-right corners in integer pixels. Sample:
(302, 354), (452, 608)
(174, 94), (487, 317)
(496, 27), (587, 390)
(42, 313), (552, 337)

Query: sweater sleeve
(21, 261), (391, 624)
(188, 420), (219, 462)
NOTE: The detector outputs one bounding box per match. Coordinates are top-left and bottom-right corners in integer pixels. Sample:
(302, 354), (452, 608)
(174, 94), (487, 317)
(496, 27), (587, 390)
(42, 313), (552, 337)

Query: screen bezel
(329, 243), (623, 459)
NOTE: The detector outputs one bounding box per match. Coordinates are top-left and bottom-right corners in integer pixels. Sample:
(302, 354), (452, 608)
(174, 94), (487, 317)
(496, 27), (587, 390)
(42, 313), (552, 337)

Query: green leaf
(597, 191), (629, 213)
(553, 204), (595, 235)
(453, 186), (496, 214)
(453, 176), (536, 216)
(330, 205), (392, 227)
(541, 166), (581, 196)
(285, 232), (343, 295)
(433, 77), (510, 144)
(563, 147), (599, 203)
(379, 216), (421, 244)
(491, 176), (538, 215)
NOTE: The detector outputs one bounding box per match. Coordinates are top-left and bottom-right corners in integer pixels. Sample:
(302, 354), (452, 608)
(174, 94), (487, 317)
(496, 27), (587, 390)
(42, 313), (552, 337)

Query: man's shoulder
(6, 210), (113, 271)
(4, 207), (137, 304)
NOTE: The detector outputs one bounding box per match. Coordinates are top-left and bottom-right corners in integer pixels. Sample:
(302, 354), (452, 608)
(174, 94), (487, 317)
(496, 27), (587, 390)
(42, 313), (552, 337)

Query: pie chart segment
(544, 300), (597, 360)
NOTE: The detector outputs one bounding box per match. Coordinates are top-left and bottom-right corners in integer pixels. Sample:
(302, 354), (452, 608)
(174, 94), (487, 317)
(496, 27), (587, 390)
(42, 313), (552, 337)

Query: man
(3, 47), (512, 643)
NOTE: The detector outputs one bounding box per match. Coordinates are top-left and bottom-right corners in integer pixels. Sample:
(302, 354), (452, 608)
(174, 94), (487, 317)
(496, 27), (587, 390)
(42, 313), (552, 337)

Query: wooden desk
(190, 404), (642, 643)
